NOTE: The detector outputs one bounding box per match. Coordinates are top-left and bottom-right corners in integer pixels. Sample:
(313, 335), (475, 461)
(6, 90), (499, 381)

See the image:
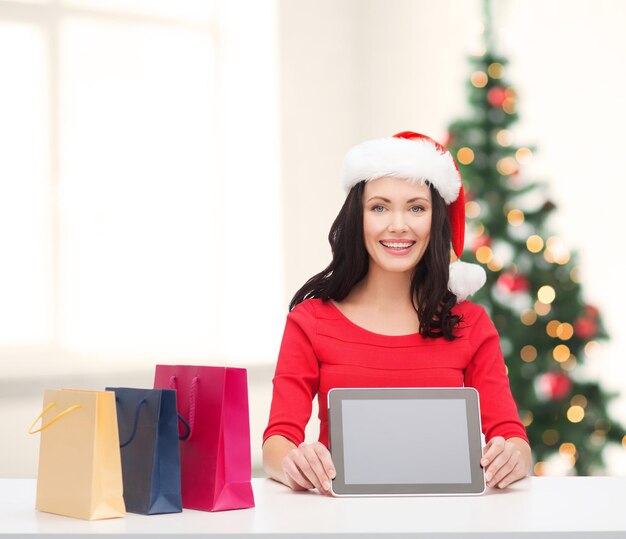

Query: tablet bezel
(328, 387), (486, 496)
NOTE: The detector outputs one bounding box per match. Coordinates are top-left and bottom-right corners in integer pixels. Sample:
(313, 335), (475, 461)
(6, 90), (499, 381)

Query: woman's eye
(410, 206), (425, 213)
(371, 205), (385, 212)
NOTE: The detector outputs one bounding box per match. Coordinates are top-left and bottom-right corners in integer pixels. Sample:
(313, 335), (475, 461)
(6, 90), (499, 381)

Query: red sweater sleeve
(464, 306), (529, 444)
(263, 301), (319, 447)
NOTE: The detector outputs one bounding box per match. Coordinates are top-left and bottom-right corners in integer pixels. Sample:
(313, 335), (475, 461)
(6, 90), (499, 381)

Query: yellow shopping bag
(29, 389), (125, 520)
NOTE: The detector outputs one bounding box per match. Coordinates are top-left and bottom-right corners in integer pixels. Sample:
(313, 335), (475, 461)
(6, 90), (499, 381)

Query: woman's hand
(481, 436), (531, 489)
(281, 441), (336, 496)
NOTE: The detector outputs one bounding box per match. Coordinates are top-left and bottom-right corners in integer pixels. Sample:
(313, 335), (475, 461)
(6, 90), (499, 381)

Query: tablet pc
(328, 387), (485, 496)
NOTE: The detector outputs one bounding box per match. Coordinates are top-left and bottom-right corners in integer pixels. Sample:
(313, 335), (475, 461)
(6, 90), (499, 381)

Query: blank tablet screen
(342, 398), (471, 484)
(328, 387), (485, 496)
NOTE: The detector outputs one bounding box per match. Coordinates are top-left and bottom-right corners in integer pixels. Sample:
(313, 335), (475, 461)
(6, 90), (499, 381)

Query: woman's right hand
(281, 441), (336, 496)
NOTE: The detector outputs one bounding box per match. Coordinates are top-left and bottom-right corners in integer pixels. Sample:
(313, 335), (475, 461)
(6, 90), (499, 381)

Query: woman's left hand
(481, 436), (530, 489)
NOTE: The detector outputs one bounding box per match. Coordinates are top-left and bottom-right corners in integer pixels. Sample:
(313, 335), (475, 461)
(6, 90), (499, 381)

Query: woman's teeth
(381, 241), (414, 249)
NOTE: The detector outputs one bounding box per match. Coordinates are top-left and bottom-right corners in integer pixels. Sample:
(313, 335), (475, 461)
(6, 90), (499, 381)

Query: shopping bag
(29, 389), (125, 520)
(106, 387), (183, 515)
(154, 365), (255, 511)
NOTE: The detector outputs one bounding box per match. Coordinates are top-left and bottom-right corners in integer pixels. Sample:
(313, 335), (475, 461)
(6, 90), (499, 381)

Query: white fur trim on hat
(341, 137), (461, 204)
(448, 260), (487, 302)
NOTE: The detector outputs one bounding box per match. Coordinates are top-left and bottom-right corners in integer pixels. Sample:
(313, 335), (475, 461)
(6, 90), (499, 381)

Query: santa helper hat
(341, 131), (486, 302)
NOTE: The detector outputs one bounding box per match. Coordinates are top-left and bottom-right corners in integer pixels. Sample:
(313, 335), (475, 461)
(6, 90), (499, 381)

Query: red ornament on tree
(487, 87), (507, 107)
(535, 372), (572, 401)
(497, 271), (530, 293)
(574, 317), (598, 340)
(574, 304), (600, 339)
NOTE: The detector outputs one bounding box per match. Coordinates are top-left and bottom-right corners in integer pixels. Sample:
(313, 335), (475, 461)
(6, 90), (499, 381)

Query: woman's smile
(379, 240), (416, 255)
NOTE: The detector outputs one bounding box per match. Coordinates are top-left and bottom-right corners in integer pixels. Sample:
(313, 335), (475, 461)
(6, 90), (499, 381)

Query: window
(0, 0), (282, 376)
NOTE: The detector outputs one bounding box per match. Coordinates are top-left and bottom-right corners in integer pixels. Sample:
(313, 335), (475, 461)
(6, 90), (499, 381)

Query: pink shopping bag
(154, 365), (254, 511)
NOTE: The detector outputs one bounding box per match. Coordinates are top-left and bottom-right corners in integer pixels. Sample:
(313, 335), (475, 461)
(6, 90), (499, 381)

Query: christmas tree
(445, 0), (625, 475)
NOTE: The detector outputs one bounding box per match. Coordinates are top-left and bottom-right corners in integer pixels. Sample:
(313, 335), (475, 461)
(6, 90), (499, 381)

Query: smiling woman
(262, 132), (531, 496)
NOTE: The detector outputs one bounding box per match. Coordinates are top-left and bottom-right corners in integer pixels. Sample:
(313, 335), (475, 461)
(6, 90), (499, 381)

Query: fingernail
(330, 470), (336, 478)
(486, 473), (492, 481)
(323, 481), (330, 490)
(481, 459), (488, 466)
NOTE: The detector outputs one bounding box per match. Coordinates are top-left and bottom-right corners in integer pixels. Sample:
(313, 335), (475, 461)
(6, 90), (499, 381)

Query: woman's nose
(388, 213), (408, 232)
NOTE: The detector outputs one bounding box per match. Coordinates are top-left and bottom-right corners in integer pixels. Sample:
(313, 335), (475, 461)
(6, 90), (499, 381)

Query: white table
(1, 477), (625, 538)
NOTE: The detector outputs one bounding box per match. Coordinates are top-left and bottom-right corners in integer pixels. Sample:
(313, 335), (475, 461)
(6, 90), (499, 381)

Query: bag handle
(28, 402), (81, 434)
(116, 397), (147, 448)
(178, 413), (191, 441)
(169, 375), (199, 441)
(115, 395), (191, 445)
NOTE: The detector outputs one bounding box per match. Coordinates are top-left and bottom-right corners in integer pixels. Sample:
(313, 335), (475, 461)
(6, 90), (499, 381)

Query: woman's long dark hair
(289, 180), (461, 340)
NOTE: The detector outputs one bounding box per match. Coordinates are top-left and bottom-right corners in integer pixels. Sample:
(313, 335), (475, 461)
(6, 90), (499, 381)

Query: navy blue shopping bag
(106, 387), (183, 515)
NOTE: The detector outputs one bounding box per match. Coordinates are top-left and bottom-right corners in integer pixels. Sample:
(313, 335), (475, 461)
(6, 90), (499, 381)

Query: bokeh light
(553, 344), (571, 362)
(537, 285), (556, 304)
(496, 129), (513, 146)
(526, 235), (544, 253)
(567, 406), (585, 423)
(488, 62), (504, 78)
(557, 323), (574, 340)
(520, 410), (533, 427)
(515, 147), (533, 164)
(507, 209), (524, 226)
(465, 200), (481, 218)
(534, 300), (551, 316)
(520, 309), (537, 326)
(502, 98), (516, 114)
(546, 320), (560, 338)
(542, 429), (559, 446)
(558, 443), (577, 467)
(471, 71), (488, 88)
(497, 157), (518, 176)
(561, 355), (577, 371)
(559, 442), (577, 457)
(520, 345), (537, 362)
(487, 256), (504, 272)
(544, 236), (571, 265)
(584, 341), (598, 358)
(457, 147), (475, 165)
(476, 246), (493, 264)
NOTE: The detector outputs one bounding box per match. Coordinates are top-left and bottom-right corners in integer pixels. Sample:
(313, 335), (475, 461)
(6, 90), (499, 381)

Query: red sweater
(263, 298), (528, 448)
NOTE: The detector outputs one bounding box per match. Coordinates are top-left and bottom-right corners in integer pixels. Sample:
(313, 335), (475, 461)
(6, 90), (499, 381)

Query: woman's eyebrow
(366, 196), (430, 203)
